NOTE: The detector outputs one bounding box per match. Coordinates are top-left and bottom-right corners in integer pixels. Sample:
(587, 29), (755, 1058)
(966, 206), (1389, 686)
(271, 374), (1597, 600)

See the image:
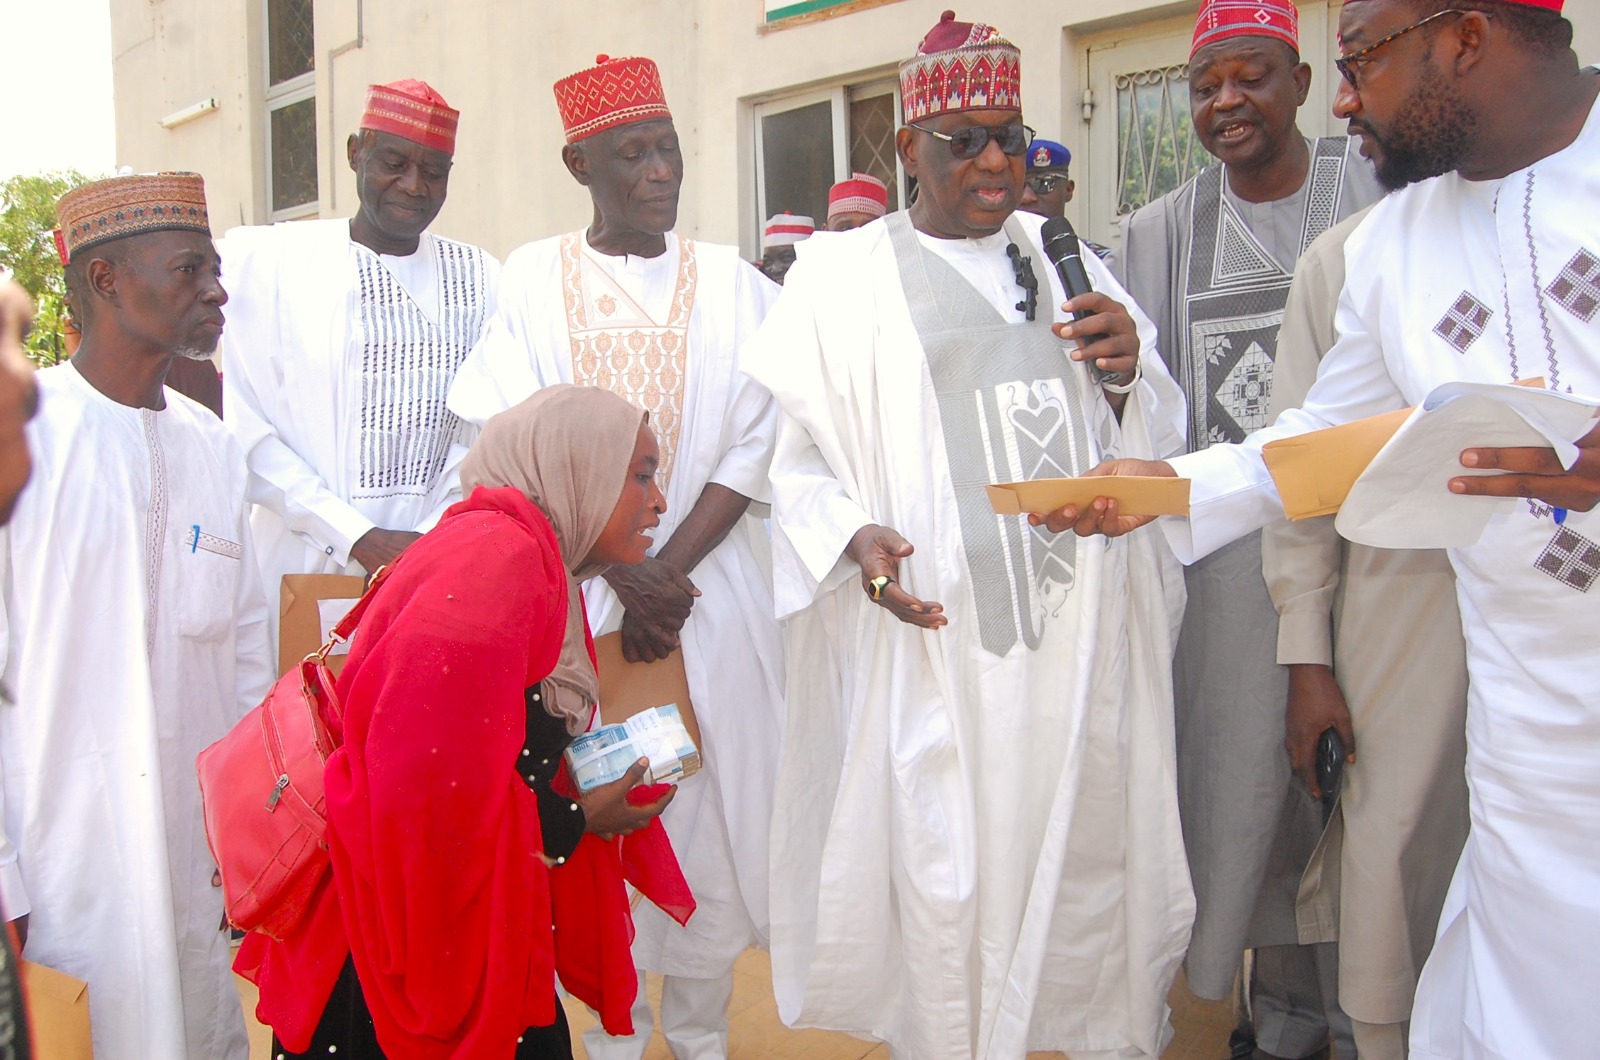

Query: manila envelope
(279, 573), (367, 678)
(1262, 379), (1546, 521)
(985, 476), (1190, 518)
(593, 632), (702, 755)
(1261, 408), (1412, 520)
(22, 960), (92, 1059)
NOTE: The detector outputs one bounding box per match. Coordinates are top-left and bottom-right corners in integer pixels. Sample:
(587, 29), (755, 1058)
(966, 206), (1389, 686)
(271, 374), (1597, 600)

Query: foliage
(0, 171), (93, 367)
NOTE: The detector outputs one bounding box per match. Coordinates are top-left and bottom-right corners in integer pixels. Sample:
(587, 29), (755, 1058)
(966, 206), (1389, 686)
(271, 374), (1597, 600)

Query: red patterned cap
(360, 79), (459, 155)
(827, 173), (888, 222)
(1192, 0), (1300, 58)
(900, 10), (1021, 124)
(55, 172), (211, 260)
(554, 55), (673, 144)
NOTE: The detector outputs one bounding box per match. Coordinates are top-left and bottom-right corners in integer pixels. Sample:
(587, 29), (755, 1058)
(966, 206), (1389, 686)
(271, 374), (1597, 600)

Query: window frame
(751, 75), (905, 252)
(262, 0), (318, 222)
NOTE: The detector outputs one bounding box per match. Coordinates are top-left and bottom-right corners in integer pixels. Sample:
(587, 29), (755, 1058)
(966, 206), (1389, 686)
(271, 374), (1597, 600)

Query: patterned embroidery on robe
(1535, 525), (1600, 593)
(560, 233), (696, 492)
(353, 238), (491, 499)
(1179, 137), (1349, 451)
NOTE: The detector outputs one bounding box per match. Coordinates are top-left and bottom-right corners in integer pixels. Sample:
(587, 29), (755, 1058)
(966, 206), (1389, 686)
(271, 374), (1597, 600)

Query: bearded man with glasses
(1056, 1), (1598, 1057)
(744, 10), (1193, 1059)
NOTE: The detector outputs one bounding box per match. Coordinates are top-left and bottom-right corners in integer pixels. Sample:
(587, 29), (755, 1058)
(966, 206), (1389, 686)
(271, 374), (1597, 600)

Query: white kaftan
(219, 219), (499, 649)
(1166, 82), (1600, 1060)
(742, 209), (1193, 1060)
(0, 364), (273, 1059)
(448, 231), (785, 980)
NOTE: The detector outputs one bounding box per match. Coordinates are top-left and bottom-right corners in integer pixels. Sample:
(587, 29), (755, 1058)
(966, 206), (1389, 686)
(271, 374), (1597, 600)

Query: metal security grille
(265, 0), (318, 218)
(267, 0), (314, 87)
(1115, 64), (1210, 216)
(848, 91), (900, 212)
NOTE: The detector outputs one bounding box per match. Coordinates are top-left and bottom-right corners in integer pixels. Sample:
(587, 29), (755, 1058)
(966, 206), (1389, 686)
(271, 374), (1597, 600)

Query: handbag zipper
(265, 773), (291, 811)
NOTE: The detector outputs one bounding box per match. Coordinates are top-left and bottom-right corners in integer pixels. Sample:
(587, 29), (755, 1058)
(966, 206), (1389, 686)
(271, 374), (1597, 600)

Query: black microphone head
(1040, 216), (1081, 265)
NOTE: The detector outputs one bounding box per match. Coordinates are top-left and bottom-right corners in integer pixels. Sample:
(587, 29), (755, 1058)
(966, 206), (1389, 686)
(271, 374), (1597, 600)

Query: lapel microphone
(1006, 242), (1039, 321)
(1040, 217), (1116, 383)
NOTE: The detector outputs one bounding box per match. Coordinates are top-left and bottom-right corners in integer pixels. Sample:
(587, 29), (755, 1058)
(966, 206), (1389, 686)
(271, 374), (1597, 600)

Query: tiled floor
(241, 948), (1237, 1059)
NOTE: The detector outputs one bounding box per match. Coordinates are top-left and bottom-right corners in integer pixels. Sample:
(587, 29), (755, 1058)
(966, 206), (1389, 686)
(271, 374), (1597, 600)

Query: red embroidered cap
(1191, 0), (1301, 58)
(553, 55), (673, 144)
(899, 10), (1022, 125)
(827, 173), (889, 223)
(360, 79), (460, 155)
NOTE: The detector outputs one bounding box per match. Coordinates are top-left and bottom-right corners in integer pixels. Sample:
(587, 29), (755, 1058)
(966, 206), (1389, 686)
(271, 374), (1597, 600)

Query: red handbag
(196, 566), (393, 940)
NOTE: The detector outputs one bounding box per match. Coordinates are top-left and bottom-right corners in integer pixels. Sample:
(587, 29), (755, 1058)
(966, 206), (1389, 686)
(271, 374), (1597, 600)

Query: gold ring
(867, 575), (894, 601)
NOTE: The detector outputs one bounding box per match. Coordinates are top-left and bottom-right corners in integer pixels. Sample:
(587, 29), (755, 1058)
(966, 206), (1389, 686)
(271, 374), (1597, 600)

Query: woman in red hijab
(240, 385), (695, 1058)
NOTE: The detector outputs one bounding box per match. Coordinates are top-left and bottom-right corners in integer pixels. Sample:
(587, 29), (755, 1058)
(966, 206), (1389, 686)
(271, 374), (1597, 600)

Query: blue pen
(191, 524), (201, 552)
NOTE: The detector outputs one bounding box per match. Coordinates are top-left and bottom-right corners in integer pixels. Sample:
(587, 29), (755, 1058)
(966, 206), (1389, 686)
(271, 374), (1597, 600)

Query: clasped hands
(605, 558), (700, 662)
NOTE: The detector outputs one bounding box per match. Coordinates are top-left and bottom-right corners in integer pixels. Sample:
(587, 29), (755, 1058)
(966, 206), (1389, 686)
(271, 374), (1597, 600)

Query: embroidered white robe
(1167, 84), (1600, 1060)
(0, 364), (273, 1059)
(448, 230), (785, 979)
(219, 219), (499, 650)
(742, 210), (1194, 1060)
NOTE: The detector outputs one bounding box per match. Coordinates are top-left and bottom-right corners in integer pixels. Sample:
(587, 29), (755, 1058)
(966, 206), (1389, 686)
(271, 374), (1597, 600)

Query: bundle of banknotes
(564, 703), (702, 793)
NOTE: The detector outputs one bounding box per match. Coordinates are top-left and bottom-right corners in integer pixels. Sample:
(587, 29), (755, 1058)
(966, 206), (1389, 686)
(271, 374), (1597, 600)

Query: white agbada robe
(219, 219), (499, 647)
(742, 209), (1194, 1060)
(0, 364), (273, 1060)
(448, 231), (785, 978)
(1166, 83), (1600, 1060)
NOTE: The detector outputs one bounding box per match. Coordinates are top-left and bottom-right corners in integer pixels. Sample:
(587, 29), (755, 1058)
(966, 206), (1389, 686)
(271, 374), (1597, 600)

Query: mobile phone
(1315, 727), (1345, 824)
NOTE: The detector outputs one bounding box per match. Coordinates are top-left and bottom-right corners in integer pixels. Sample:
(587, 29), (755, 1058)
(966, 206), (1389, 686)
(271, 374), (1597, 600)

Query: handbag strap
(318, 562), (398, 658)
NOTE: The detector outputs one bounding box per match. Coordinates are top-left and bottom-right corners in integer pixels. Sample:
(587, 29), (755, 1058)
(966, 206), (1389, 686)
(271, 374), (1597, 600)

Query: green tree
(0, 171), (92, 367)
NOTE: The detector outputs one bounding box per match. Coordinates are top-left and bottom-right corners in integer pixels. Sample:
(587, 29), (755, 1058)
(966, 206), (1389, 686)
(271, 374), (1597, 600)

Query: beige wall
(110, 0), (1600, 261)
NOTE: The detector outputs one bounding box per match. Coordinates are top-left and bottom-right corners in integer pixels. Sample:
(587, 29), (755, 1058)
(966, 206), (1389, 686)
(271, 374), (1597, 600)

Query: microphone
(1040, 217), (1116, 383)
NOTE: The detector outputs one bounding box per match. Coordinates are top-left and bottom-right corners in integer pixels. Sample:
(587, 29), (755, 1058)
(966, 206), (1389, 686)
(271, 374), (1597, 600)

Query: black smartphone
(1315, 727), (1345, 824)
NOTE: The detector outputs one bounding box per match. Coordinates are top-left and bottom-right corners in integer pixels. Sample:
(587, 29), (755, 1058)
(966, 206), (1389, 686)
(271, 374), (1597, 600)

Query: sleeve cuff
(1276, 610), (1335, 667)
(535, 788), (587, 863)
(0, 861), (29, 920)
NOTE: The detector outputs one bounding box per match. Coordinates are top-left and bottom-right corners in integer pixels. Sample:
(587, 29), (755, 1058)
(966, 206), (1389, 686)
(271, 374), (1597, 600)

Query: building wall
(110, 0), (1600, 261)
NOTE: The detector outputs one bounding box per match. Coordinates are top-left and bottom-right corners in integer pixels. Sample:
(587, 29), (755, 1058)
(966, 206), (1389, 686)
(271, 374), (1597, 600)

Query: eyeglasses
(1026, 173), (1067, 195)
(1334, 9), (1479, 89)
(908, 122), (1035, 160)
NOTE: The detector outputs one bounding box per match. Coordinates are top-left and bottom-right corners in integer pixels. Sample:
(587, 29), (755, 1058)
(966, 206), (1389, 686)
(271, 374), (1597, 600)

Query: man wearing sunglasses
(1056, 2), (1598, 1057)
(1018, 139), (1110, 258)
(1110, 3), (1383, 1056)
(745, 10), (1193, 1060)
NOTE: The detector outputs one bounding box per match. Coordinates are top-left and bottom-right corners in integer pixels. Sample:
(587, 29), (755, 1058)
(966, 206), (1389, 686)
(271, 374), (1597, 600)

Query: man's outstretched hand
(1452, 420), (1600, 513)
(1027, 458), (1176, 537)
(846, 523), (947, 629)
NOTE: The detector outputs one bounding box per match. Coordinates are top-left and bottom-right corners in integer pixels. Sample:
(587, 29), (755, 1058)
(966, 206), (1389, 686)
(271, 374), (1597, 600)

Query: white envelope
(1336, 381), (1600, 549)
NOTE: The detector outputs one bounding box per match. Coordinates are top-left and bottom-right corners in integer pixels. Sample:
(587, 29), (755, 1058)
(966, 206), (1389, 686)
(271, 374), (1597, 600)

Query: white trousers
(582, 971), (735, 1060)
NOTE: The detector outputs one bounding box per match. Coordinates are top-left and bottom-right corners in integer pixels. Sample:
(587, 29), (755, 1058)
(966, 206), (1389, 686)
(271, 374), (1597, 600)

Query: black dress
(275, 684), (585, 1059)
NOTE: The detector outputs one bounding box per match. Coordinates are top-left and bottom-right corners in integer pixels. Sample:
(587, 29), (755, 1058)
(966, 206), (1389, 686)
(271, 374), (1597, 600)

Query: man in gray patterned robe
(1111, 3), (1382, 1057)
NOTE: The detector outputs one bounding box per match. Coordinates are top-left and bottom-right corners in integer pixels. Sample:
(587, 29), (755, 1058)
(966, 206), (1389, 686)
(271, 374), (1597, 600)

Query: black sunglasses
(1026, 173), (1068, 195)
(1334, 9), (1479, 89)
(908, 122), (1036, 160)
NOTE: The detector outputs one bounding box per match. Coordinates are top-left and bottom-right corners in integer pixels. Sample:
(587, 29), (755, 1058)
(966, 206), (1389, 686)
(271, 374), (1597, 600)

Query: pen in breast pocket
(191, 524), (201, 552)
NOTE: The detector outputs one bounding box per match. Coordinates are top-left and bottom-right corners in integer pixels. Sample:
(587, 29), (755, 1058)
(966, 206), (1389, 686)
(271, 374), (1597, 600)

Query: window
(264, 0), (318, 220)
(1114, 64), (1210, 217)
(753, 78), (902, 248)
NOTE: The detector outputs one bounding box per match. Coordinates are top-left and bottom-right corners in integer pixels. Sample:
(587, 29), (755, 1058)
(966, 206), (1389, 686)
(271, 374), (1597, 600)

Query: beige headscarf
(461, 384), (648, 733)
